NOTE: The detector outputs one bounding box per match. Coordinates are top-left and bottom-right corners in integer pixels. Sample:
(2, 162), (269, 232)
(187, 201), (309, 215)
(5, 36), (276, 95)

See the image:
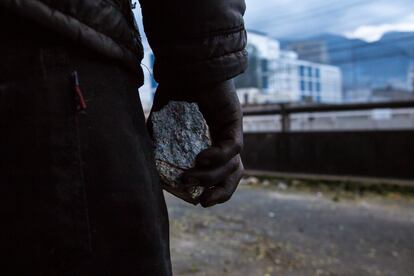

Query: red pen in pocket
(72, 71), (87, 110)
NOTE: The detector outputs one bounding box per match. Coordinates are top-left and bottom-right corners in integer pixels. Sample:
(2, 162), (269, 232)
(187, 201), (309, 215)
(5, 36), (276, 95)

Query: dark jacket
(0, 0), (247, 86)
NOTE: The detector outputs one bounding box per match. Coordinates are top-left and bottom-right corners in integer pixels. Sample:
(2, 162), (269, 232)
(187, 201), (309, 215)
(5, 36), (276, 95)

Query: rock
(150, 101), (211, 204)
(245, 177), (260, 185)
(239, 177), (248, 186)
(262, 180), (271, 187)
(277, 182), (288, 190)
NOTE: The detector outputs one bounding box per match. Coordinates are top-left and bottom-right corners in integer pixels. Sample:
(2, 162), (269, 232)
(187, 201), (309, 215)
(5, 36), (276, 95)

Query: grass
(242, 175), (414, 202)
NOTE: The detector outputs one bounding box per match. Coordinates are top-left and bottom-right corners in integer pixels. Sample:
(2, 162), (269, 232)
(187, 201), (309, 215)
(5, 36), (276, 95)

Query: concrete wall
(242, 131), (414, 180)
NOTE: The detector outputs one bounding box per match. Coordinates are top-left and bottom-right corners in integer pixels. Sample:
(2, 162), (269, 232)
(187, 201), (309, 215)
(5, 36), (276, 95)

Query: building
(409, 65), (414, 93)
(235, 31), (343, 104)
(140, 31), (343, 109)
(287, 40), (330, 64)
(371, 86), (414, 101)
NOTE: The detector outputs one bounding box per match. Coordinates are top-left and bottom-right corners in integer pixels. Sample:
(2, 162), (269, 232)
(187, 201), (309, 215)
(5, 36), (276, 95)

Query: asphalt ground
(166, 180), (414, 276)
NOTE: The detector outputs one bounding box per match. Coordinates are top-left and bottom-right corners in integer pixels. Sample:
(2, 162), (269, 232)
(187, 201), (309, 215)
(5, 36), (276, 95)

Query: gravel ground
(166, 181), (414, 276)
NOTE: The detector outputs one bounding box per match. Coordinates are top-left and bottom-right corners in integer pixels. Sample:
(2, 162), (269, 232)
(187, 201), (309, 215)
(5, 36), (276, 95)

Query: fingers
(183, 155), (240, 188)
(196, 139), (243, 167)
(199, 161), (244, 208)
(149, 79), (244, 208)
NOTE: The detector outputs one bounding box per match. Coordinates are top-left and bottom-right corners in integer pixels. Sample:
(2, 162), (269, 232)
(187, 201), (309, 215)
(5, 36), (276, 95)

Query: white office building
(236, 31), (342, 104)
(139, 31), (343, 110)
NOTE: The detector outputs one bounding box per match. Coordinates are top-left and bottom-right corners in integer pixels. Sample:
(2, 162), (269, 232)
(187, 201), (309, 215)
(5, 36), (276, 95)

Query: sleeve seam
(161, 49), (248, 69)
(150, 24), (245, 42)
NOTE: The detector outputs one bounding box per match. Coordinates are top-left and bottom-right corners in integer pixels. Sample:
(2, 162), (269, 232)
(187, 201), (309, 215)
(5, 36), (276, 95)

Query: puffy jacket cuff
(152, 28), (248, 85)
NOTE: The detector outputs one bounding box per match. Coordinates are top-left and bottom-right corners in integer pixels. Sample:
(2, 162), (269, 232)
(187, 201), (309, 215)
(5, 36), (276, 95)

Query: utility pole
(280, 103), (290, 132)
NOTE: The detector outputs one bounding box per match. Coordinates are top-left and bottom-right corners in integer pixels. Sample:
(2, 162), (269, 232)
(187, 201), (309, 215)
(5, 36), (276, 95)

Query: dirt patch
(167, 184), (414, 276)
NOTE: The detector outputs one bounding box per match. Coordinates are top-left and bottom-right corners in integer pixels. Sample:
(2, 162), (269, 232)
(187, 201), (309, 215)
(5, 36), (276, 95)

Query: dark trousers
(0, 13), (171, 275)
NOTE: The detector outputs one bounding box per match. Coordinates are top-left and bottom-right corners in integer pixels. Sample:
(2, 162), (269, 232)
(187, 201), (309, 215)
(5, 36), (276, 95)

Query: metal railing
(242, 100), (414, 132)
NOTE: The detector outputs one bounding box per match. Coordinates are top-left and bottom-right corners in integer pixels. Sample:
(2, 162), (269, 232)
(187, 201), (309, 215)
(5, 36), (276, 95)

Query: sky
(134, 0), (414, 42)
(244, 0), (414, 41)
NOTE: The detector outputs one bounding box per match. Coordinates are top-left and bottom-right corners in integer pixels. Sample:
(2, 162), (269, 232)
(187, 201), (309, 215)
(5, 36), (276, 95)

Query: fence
(242, 100), (414, 181)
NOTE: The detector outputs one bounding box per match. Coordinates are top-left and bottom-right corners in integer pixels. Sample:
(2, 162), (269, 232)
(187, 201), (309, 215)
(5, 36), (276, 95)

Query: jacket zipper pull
(72, 71), (87, 111)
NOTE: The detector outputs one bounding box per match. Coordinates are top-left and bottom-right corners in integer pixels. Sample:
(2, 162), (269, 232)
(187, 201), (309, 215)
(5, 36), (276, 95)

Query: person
(0, 0), (247, 275)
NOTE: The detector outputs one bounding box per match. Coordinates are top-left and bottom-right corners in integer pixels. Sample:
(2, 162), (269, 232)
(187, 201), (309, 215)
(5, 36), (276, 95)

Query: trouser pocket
(0, 47), (95, 273)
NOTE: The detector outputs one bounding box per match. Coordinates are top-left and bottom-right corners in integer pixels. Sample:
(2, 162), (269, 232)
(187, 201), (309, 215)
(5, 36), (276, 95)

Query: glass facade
(308, 66), (313, 77)
(262, 76), (269, 89)
(298, 65), (325, 102)
(261, 59), (268, 72)
(300, 65), (305, 77)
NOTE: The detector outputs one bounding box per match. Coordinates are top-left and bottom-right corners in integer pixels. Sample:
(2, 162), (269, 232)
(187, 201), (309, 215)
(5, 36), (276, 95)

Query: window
(316, 82), (321, 92)
(308, 67), (313, 77)
(316, 95), (321, 103)
(300, 80), (306, 91)
(299, 65), (305, 77)
(261, 59), (268, 73)
(262, 76), (269, 89)
(315, 68), (320, 78)
(308, 81), (313, 91)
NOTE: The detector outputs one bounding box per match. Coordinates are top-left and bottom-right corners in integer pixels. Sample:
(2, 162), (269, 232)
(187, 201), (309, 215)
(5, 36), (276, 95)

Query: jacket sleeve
(139, 0), (248, 85)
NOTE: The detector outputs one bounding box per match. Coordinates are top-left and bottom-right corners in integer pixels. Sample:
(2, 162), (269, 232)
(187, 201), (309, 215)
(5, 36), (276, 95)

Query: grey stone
(150, 101), (211, 204)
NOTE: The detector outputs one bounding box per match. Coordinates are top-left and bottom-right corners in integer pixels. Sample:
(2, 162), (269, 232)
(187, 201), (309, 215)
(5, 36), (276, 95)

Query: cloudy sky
(244, 0), (414, 41)
(134, 0), (414, 42)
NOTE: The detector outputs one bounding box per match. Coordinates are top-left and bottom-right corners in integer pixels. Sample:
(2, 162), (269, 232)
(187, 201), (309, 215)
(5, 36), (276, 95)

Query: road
(166, 183), (414, 276)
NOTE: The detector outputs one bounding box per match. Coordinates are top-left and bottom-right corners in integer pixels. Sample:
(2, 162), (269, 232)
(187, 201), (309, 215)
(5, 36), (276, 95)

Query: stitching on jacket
(155, 49), (248, 83)
(192, 28), (246, 45)
(17, 0), (141, 56)
(203, 25), (245, 38)
(150, 25), (246, 42)
(153, 29), (246, 58)
(1, 0), (142, 73)
(160, 49), (248, 69)
(101, 0), (141, 35)
(155, 30), (247, 63)
(189, 49), (248, 66)
(78, 0), (141, 54)
(187, 24), (246, 40)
